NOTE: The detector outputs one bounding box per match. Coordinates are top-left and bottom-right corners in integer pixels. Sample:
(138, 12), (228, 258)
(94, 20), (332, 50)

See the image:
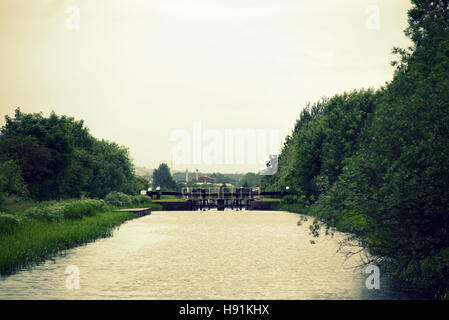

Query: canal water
(0, 211), (420, 299)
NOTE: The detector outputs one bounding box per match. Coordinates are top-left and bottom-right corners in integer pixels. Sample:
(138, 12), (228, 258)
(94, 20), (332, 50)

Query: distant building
(190, 176), (217, 184)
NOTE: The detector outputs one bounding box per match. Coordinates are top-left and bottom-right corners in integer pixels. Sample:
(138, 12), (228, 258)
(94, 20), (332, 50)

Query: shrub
(131, 196), (140, 206)
(23, 206), (62, 222)
(104, 191), (133, 207)
(134, 195), (152, 205)
(104, 191), (153, 207)
(23, 199), (106, 222)
(280, 195), (297, 205)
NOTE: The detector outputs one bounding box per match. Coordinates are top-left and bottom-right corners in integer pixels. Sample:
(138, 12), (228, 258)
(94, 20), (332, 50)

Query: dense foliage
(0, 160), (29, 204)
(237, 172), (262, 188)
(266, 0), (449, 297)
(172, 171), (246, 186)
(152, 163), (177, 190)
(104, 191), (153, 207)
(22, 199), (106, 222)
(135, 176), (150, 193)
(0, 109), (139, 201)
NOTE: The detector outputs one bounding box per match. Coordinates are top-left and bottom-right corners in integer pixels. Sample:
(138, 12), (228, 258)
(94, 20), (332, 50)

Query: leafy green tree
(60, 147), (94, 198)
(152, 163), (177, 191)
(0, 135), (54, 200)
(135, 176), (150, 192)
(264, 89), (376, 200)
(0, 160), (29, 204)
(324, 20), (449, 295)
(87, 139), (137, 198)
(267, 0), (449, 297)
(0, 109), (138, 200)
(238, 172), (262, 188)
(0, 109), (95, 200)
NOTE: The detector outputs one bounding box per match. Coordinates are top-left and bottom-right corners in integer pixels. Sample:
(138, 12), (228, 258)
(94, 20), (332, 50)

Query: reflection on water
(0, 211), (421, 299)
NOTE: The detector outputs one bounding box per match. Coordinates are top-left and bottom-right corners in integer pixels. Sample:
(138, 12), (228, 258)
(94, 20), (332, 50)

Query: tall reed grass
(0, 195), (160, 275)
(0, 210), (137, 275)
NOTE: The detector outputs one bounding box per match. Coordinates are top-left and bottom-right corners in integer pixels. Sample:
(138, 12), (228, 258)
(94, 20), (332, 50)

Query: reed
(0, 196), (161, 276)
(0, 210), (137, 275)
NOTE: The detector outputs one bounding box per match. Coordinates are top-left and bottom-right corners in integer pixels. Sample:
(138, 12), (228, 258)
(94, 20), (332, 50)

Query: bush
(104, 191), (133, 207)
(280, 194), (306, 206)
(134, 195), (152, 205)
(104, 191), (152, 207)
(23, 206), (62, 222)
(61, 200), (104, 219)
(23, 199), (106, 222)
(280, 195), (298, 205)
(0, 213), (20, 236)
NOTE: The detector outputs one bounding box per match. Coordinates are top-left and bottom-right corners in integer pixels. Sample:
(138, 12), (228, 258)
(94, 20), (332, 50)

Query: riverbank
(0, 197), (162, 276)
(279, 201), (445, 299)
(0, 210), (412, 299)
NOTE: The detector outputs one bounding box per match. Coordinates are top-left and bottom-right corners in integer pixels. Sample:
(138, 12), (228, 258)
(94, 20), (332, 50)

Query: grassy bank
(279, 202), (367, 235)
(258, 198), (281, 202)
(279, 203), (312, 216)
(0, 193), (162, 276)
(0, 210), (137, 275)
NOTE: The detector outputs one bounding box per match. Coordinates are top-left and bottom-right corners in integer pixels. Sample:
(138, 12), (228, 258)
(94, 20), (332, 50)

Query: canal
(0, 210), (420, 299)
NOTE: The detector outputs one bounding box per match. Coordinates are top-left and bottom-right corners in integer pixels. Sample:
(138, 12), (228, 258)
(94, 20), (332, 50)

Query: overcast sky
(0, 0), (412, 173)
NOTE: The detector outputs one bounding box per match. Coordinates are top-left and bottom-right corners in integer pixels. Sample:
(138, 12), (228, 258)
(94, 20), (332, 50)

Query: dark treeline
(263, 0), (449, 297)
(171, 171), (261, 188)
(0, 109), (138, 202)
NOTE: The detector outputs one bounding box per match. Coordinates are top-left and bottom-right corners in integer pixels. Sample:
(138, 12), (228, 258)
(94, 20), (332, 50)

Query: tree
(152, 163), (177, 191)
(135, 176), (150, 192)
(238, 172), (262, 188)
(0, 135), (54, 200)
(265, 0), (449, 297)
(0, 109), (138, 200)
(87, 139), (137, 198)
(0, 160), (29, 204)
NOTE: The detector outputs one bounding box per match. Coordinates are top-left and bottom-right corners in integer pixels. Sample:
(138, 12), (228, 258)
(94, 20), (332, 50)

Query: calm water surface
(0, 210), (420, 299)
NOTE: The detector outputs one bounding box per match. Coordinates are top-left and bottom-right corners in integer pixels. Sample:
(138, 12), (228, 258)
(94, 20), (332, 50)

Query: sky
(0, 0), (413, 173)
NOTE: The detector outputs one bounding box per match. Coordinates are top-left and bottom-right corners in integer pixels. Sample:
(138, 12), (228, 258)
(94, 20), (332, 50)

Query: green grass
(114, 201), (163, 210)
(279, 202), (368, 234)
(0, 210), (138, 275)
(279, 202), (312, 215)
(158, 195), (179, 200)
(20, 199), (107, 222)
(258, 198), (281, 202)
(0, 196), (162, 276)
